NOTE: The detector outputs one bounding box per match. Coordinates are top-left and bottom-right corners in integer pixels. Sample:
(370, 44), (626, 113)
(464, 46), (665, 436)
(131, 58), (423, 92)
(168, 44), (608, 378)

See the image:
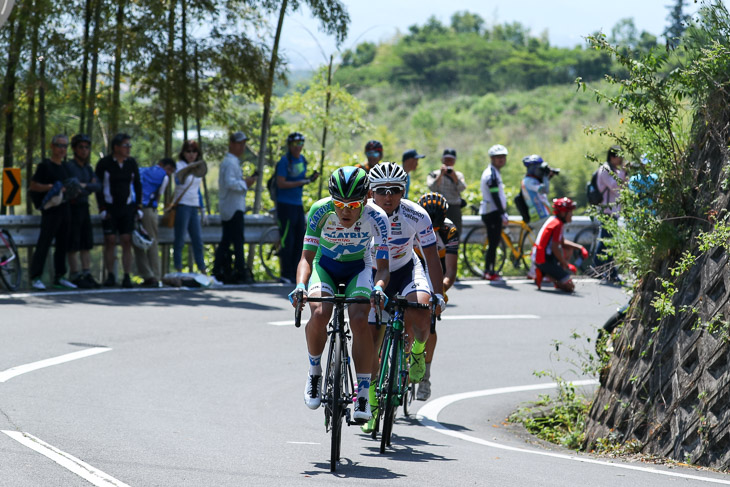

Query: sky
(274, 0), (723, 70)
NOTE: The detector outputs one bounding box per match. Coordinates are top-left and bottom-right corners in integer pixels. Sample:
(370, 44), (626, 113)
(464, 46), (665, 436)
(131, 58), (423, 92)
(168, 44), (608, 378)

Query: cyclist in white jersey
(290, 166), (390, 423)
(361, 162), (445, 432)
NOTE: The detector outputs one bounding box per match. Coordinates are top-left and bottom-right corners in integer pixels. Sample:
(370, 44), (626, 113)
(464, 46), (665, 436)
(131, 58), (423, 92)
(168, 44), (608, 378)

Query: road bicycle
(0, 227), (21, 292)
(461, 218), (535, 277)
(294, 284), (370, 472)
(372, 295), (433, 453)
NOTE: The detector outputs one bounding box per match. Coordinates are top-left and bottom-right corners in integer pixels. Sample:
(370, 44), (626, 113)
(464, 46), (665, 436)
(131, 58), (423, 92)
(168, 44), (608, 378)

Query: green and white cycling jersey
(370, 198), (437, 272)
(303, 197), (390, 265)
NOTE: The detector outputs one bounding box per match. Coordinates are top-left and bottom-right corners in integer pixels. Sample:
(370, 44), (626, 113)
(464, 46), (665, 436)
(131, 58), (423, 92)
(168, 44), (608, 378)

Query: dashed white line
(2, 430), (130, 487)
(0, 347), (111, 383)
(417, 381), (730, 485)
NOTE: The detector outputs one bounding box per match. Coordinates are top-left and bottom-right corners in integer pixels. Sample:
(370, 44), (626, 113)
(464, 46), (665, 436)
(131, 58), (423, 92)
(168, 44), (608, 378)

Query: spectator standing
(479, 145), (508, 281)
(355, 140), (383, 172)
(275, 132), (319, 284)
(213, 131), (257, 283)
(135, 157), (176, 286)
(173, 140), (208, 275)
(95, 133), (142, 288)
(402, 149), (425, 199)
(65, 134), (102, 288)
(520, 154), (553, 228)
(427, 148), (466, 235)
(28, 135), (76, 290)
(593, 145), (627, 282)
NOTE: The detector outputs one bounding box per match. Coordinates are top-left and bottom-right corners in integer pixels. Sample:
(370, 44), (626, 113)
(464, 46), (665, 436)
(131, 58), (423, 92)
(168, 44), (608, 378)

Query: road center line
(268, 314), (539, 326)
(0, 347), (111, 383)
(417, 381), (730, 485)
(2, 430), (130, 487)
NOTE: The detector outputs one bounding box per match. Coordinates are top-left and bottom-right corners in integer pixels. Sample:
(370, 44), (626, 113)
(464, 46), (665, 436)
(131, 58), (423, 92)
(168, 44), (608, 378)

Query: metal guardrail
(0, 213), (597, 248)
(0, 213), (278, 247)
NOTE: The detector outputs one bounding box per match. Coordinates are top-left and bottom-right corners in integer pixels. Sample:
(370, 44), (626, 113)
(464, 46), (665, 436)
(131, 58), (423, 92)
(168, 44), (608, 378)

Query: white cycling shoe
(304, 373), (322, 409)
(352, 397), (372, 423)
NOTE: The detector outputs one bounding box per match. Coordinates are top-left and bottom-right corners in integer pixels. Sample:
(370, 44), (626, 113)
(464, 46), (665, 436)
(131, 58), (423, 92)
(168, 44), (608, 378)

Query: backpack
(514, 192), (531, 223)
(268, 153), (308, 203)
(586, 168), (604, 205)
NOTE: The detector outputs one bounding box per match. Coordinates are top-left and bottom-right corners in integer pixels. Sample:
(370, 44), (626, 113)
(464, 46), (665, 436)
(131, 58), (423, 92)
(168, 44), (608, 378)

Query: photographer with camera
(520, 154), (560, 231)
(427, 148), (467, 235)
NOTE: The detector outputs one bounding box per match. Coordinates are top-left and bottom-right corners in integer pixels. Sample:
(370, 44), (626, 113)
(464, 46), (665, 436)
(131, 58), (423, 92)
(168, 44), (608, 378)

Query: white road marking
(417, 381), (730, 485)
(269, 314), (539, 326)
(287, 441), (320, 445)
(0, 347), (111, 383)
(2, 430), (130, 487)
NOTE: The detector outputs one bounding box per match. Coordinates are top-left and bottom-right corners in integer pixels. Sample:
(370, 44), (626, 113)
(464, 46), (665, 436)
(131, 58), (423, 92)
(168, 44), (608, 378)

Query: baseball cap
(402, 149), (425, 162)
(442, 148), (457, 159)
(230, 131), (248, 143)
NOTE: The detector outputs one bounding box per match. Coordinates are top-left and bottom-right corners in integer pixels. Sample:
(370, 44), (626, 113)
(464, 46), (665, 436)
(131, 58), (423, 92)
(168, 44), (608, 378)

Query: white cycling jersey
(369, 198), (437, 272)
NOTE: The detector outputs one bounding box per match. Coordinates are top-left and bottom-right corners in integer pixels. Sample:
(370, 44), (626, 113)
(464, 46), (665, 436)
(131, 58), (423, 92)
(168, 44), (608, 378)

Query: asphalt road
(1, 280), (729, 486)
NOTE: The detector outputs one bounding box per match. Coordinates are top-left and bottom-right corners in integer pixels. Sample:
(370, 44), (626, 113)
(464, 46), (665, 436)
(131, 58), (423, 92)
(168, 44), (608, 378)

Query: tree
(664, 0), (691, 49)
(251, 0), (350, 215)
(451, 11), (484, 34)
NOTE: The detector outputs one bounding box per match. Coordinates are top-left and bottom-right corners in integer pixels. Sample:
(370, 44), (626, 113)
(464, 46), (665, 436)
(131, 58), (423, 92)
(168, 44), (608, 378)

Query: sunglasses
(121, 143), (132, 148)
(54, 143), (68, 149)
(291, 141), (304, 146)
(374, 187), (403, 196)
(76, 145), (91, 150)
(365, 151), (381, 158)
(332, 199), (364, 210)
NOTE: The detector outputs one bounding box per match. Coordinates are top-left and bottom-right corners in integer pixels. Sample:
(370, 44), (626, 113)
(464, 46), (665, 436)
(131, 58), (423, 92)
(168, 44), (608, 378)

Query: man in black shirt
(95, 133), (142, 288)
(28, 135), (76, 290)
(65, 134), (102, 288)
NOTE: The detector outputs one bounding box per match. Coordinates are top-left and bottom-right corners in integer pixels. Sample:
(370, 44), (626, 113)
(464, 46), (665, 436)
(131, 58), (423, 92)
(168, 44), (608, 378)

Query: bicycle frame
(0, 230), (17, 266)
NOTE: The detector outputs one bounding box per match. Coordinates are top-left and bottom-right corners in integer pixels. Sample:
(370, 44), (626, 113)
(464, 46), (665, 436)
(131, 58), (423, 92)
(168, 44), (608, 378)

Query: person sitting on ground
(531, 197), (588, 293)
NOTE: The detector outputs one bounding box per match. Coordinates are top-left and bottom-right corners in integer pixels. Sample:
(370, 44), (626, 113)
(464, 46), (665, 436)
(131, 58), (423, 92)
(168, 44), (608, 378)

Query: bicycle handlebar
(306, 296), (371, 304)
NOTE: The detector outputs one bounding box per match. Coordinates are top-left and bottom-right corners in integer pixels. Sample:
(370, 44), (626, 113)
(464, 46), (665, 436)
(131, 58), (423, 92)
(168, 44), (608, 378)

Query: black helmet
(71, 134), (91, 148)
(417, 192), (449, 229)
(364, 140), (383, 153)
(329, 167), (369, 201)
(287, 132), (305, 143)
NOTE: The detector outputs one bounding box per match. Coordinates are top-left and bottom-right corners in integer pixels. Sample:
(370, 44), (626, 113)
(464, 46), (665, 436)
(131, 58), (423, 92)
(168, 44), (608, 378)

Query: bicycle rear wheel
(258, 226), (281, 281)
(0, 229), (21, 292)
(518, 227), (536, 270)
(329, 332), (344, 472)
(461, 227), (507, 277)
(380, 335), (401, 453)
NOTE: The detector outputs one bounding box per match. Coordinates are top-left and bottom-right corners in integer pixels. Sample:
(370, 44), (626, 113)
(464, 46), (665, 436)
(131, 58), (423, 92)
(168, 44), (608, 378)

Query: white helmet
(488, 144), (509, 156)
(132, 226), (154, 250)
(368, 162), (407, 189)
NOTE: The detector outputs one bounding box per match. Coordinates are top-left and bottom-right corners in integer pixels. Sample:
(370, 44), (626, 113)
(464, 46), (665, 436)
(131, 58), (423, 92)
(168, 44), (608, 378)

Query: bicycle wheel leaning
(461, 226), (506, 277)
(0, 229), (21, 292)
(517, 225), (536, 270)
(258, 226), (281, 281)
(570, 226), (600, 274)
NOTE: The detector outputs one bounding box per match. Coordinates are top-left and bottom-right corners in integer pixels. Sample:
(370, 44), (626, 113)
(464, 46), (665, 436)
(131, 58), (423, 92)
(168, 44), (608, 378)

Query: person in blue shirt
(135, 157), (176, 287)
(275, 132), (319, 284)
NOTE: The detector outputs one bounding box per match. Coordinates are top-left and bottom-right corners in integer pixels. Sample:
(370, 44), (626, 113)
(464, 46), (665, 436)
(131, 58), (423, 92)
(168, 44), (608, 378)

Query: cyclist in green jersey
(290, 166), (390, 423)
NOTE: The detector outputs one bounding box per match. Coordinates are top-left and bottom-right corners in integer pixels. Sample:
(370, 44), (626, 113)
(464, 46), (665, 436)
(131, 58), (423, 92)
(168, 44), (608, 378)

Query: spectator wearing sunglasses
(95, 133), (142, 288)
(274, 132), (319, 284)
(427, 148), (467, 235)
(356, 140), (383, 173)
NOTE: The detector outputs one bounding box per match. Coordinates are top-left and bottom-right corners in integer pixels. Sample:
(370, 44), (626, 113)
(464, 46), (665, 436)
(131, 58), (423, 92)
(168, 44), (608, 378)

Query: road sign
(2, 168), (21, 206)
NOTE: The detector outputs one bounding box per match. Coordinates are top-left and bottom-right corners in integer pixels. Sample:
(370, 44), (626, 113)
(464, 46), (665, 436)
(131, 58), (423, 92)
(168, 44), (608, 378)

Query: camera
(446, 168), (453, 174)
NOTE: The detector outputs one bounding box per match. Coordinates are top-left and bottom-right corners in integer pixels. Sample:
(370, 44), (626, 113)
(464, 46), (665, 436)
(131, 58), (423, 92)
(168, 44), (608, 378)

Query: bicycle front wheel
(329, 332), (344, 472)
(0, 229), (21, 292)
(258, 226), (281, 281)
(518, 227), (536, 271)
(380, 334), (401, 453)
